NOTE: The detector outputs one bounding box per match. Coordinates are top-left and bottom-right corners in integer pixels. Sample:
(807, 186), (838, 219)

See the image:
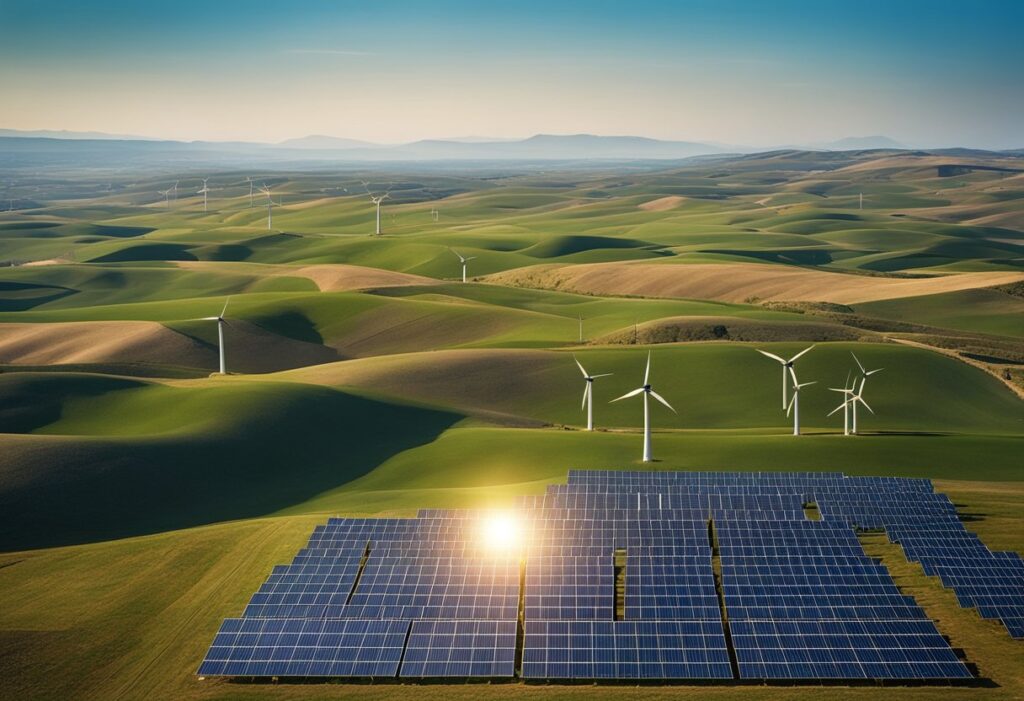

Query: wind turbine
(246, 176), (254, 208)
(260, 184), (279, 231)
(828, 378), (872, 436)
(785, 367), (816, 436)
(196, 298), (232, 374)
(611, 352), (675, 462)
(158, 187), (172, 209)
(172, 180), (179, 203)
(197, 178), (211, 212)
(450, 248), (476, 283)
(362, 181), (392, 236)
(851, 352), (883, 395)
(431, 208), (439, 222)
(756, 345), (815, 410)
(574, 355), (612, 431)
(827, 373), (855, 436)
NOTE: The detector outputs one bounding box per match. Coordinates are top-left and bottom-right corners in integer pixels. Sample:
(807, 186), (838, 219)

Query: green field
(1, 150), (1022, 700)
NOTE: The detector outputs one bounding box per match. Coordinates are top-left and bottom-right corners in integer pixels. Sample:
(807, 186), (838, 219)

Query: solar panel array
(198, 469), (1016, 682)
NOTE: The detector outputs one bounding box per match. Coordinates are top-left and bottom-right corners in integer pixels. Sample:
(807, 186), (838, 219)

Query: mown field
(0, 149), (1021, 700)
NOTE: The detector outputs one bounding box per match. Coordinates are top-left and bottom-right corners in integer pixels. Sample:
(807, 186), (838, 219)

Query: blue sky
(1, 0), (1021, 147)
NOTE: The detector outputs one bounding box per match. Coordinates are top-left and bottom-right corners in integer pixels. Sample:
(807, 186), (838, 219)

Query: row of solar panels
(199, 617), (969, 680)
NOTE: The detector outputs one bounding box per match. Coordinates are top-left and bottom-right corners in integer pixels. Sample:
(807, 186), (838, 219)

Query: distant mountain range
(0, 129), (1014, 167)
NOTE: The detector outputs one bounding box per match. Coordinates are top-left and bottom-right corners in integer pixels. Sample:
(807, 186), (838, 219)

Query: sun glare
(481, 513), (520, 550)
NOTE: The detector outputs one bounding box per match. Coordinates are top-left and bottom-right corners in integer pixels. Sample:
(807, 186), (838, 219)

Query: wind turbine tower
(785, 367), (815, 436)
(362, 181), (392, 236)
(196, 298), (232, 374)
(198, 178), (211, 212)
(260, 184), (279, 231)
(611, 352), (676, 462)
(574, 356), (612, 431)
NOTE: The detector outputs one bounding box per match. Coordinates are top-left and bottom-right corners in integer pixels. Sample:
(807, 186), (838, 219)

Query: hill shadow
(0, 387), (462, 551)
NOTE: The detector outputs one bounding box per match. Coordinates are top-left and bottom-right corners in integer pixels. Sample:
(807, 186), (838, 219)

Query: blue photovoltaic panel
(400, 620), (516, 677)
(731, 619), (971, 679)
(196, 618), (410, 678)
(521, 620), (732, 679)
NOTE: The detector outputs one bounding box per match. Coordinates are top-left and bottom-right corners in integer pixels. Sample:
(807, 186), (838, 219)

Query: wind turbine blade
(611, 387), (645, 402)
(644, 351), (651, 386)
(649, 390), (676, 413)
(574, 355), (588, 378)
(195, 316), (220, 321)
(221, 297), (230, 317)
(591, 373), (613, 379)
(466, 256), (477, 261)
(581, 382), (590, 411)
(789, 344), (815, 362)
(866, 368), (884, 376)
(798, 381), (816, 388)
(828, 387), (849, 393)
(756, 349), (786, 364)
(786, 393), (796, 417)
(788, 365), (799, 386)
(857, 396), (874, 414)
(851, 352), (866, 375)
(827, 403), (847, 417)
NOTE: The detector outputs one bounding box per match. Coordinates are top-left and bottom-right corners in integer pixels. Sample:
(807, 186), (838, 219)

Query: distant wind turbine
(611, 351), (675, 462)
(756, 345), (815, 410)
(785, 367), (815, 436)
(260, 184), (280, 230)
(828, 372), (856, 436)
(362, 181), (392, 236)
(172, 180), (179, 203)
(197, 178), (211, 212)
(195, 298), (232, 374)
(847, 352), (882, 434)
(828, 378), (872, 436)
(246, 176), (254, 208)
(431, 207), (439, 222)
(450, 248), (477, 283)
(574, 355), (612, 432)
(158, 187), (172, 209)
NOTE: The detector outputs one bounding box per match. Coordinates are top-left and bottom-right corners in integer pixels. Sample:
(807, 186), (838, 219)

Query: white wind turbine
(827, 372), (856, 436)
(611, 352), (676, 462)
(450, 248), (477, 283)
(362, 181), (392, 236)
(785, 366), (815, 436)
(158, 187), (172, 209)
(574, 355), (612, 432)
(196, 298), (232, 374)
(756, 345), (815, 410)
(197, 178), (211, 212)
(431, 207), (439, 222)
(828, 377), (872, 436)
(172, 180), (179, 203)
(260, 184), (280, 231)
(848, 352), (882, 434)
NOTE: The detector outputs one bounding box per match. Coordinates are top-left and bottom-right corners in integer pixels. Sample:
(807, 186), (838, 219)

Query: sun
(481, 513), (520, 550)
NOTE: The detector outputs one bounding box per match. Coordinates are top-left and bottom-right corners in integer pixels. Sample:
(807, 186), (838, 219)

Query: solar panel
(400, 620), (516, 677)
(197, 618), (410, 678)
(521, 620), (732, 679)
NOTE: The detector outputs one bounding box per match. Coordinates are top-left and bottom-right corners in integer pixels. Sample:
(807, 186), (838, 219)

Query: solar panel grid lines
(521, 620), (733, 680)
(400, 620), (517, 678)
(197, 617), (411, 678)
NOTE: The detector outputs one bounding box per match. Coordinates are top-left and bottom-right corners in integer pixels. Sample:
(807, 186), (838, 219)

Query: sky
(1, 0), (1022, 148)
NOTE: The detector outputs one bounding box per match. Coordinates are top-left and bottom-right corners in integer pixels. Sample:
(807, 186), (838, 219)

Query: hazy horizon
(2, 0), (1023, 149)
